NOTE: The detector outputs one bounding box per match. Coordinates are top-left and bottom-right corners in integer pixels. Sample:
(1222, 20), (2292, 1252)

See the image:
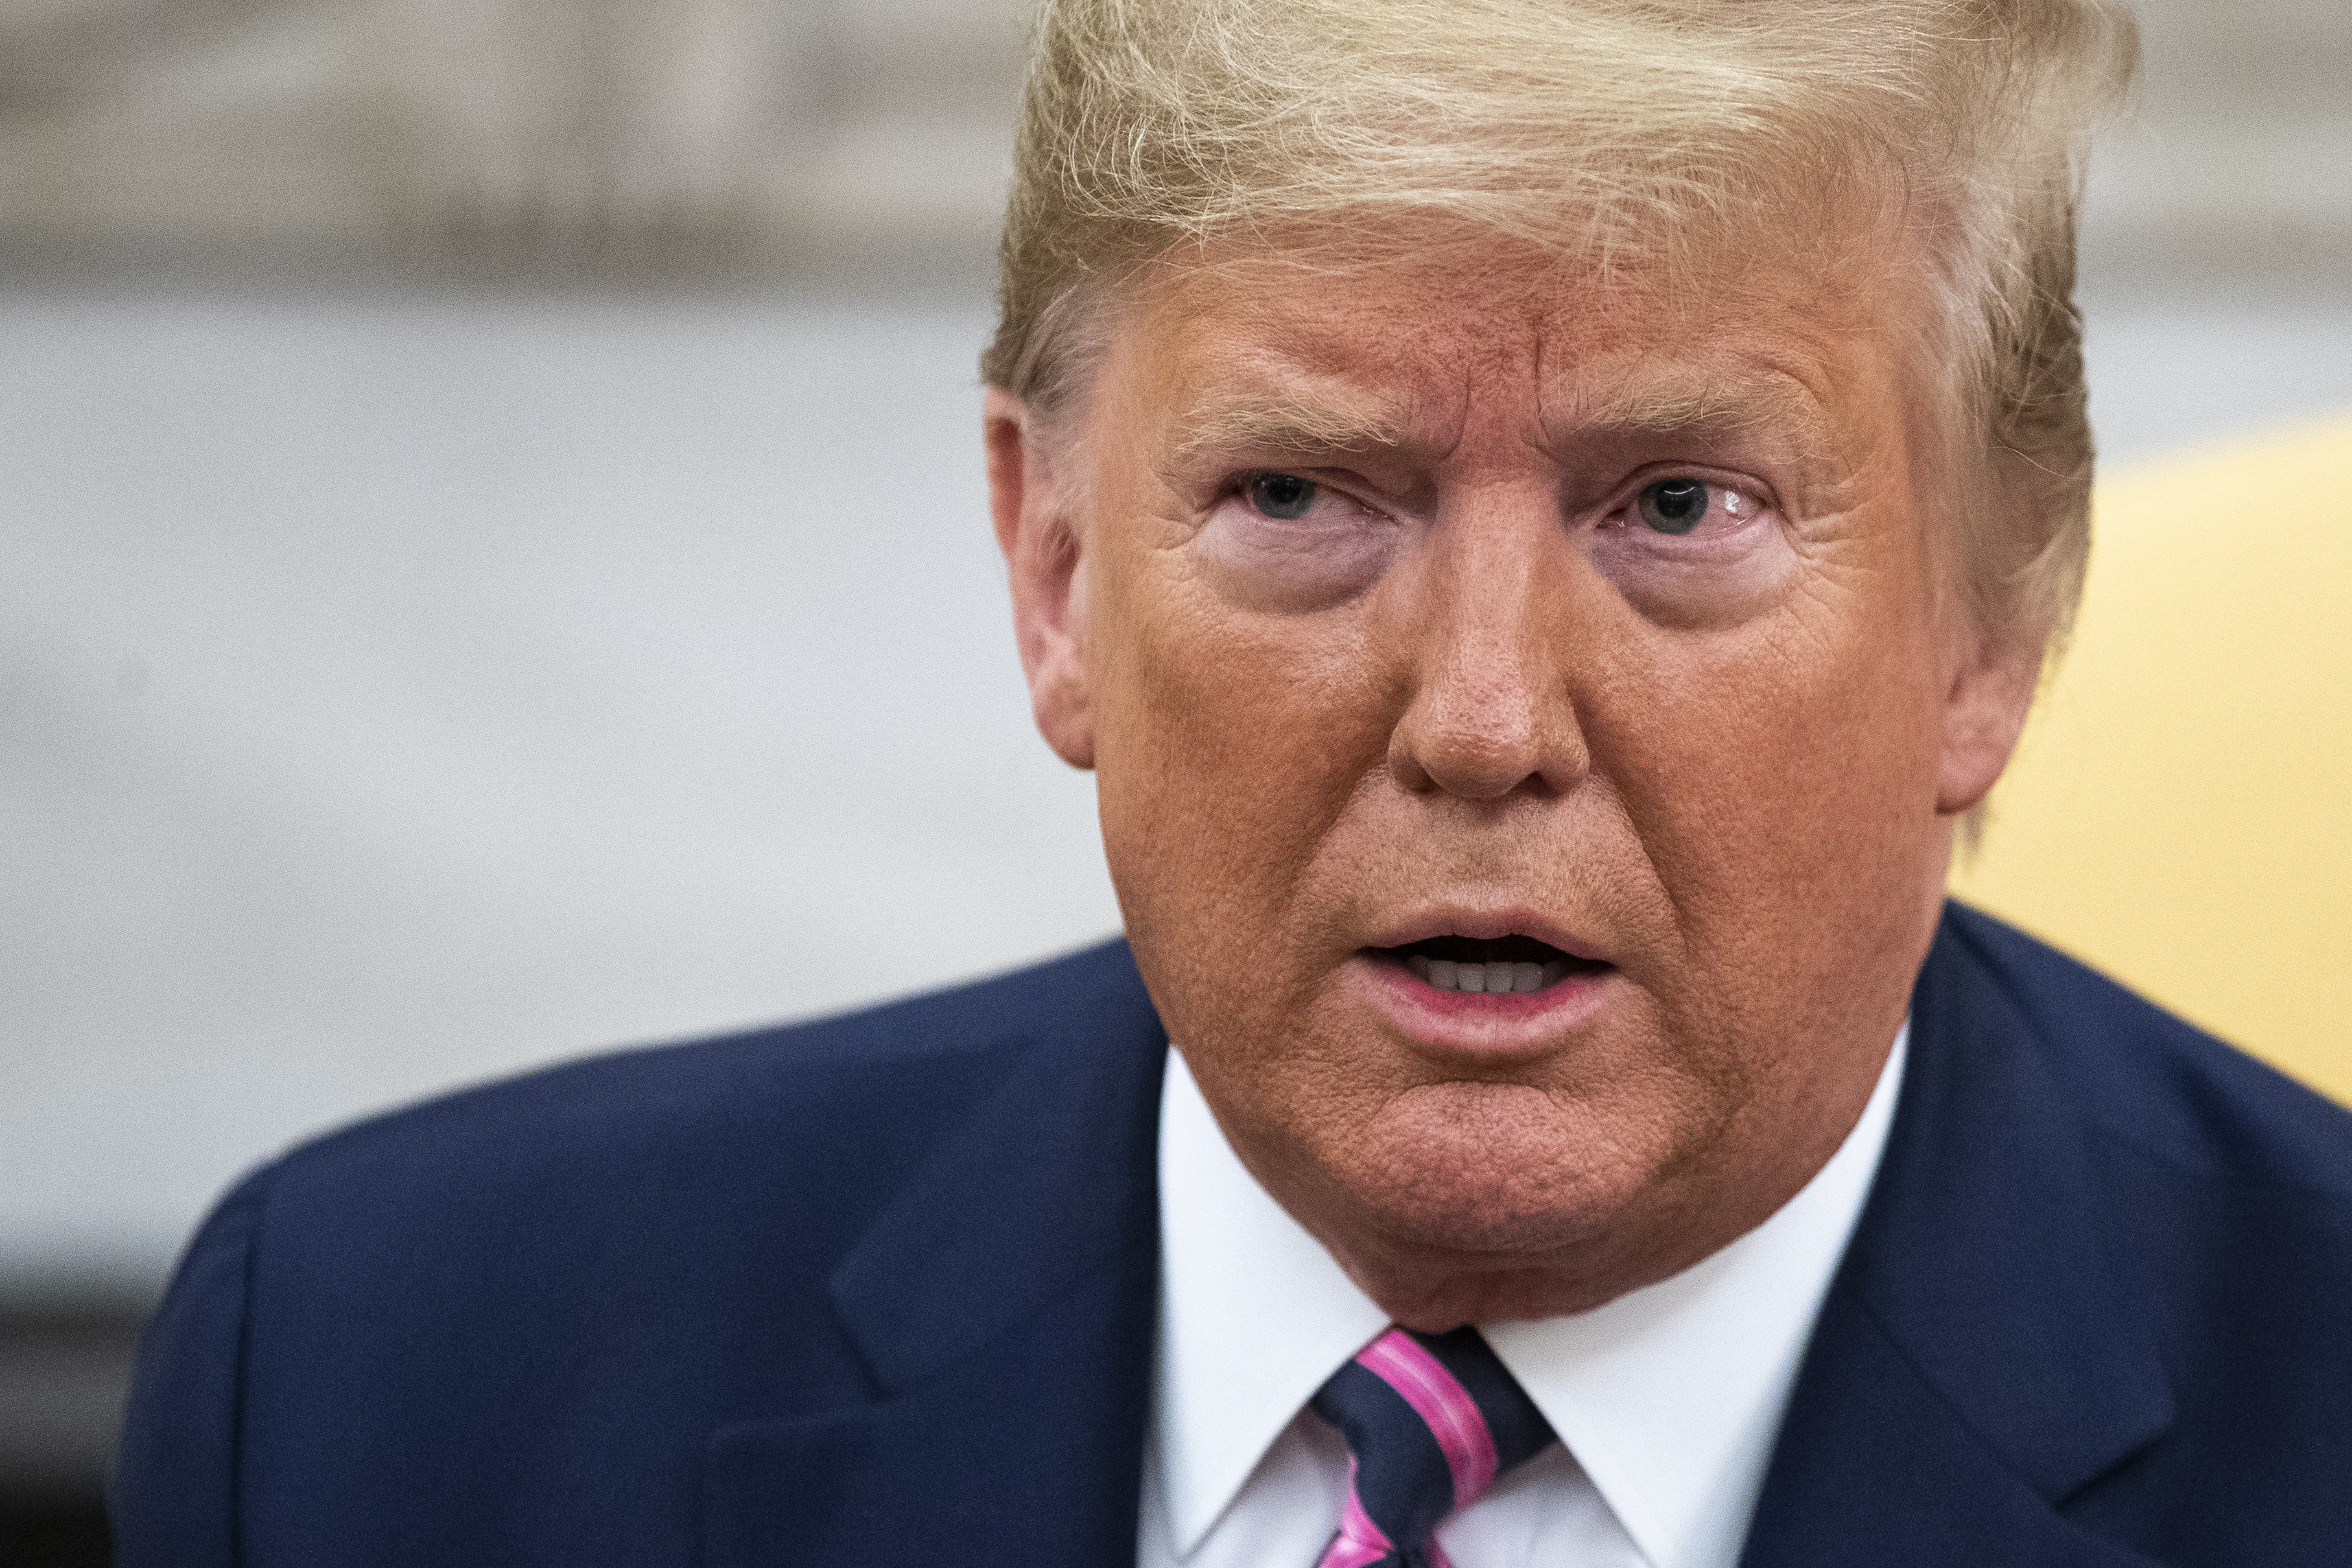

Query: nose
(1387, 495), (1590, 801)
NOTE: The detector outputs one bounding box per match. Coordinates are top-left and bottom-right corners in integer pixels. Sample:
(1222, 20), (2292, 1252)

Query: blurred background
(1, 0), (2347, 1560)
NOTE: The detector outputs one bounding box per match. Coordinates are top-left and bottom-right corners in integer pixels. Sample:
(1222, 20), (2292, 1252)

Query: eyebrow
(1556, 373), (1819, 437)
(1173, 391), (1407, 458)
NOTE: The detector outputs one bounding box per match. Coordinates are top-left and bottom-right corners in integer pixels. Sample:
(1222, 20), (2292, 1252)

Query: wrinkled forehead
(1103, 232), (1915, 465)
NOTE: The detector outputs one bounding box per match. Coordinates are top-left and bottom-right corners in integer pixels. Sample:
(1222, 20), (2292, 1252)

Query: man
(115, 0), (2352, 1563)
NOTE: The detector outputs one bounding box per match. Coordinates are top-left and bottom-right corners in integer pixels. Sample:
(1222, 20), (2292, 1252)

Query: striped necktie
(1309, 1326), (1558, 1568)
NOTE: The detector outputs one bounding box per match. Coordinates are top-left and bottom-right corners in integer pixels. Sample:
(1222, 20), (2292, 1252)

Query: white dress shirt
(1139, 1025), (1908, 1568)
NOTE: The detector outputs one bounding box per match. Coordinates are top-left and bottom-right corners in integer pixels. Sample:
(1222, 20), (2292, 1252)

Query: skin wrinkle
(986, 223), (2040, 1331)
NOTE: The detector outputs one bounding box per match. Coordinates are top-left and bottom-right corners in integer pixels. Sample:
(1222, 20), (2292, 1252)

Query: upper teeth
(1406, 954), (1571, 994)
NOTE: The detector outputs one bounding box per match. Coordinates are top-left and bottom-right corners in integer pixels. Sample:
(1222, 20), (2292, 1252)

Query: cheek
(1591, 575), (1949, 1004)
(1594, 482), (1946, 839)
(1660, 608), (1938, 812)
(1087, 538), (1394, 928)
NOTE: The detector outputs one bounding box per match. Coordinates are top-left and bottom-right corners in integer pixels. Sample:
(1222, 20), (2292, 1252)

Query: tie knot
(1308, 1326), (1557, 1568)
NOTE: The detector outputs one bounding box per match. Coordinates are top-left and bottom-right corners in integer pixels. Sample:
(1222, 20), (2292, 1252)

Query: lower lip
(1348, 952), (1618, 1055)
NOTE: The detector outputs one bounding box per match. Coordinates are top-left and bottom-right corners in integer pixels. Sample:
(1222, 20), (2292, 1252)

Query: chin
(1328, 1079), (1670, 1259)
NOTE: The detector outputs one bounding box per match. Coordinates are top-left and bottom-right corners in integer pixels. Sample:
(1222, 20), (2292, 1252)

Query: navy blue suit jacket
(114, 905), (2352, 1565)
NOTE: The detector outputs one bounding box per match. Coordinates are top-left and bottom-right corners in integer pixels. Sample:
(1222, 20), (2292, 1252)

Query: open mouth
(1376, 934), (1612, 996)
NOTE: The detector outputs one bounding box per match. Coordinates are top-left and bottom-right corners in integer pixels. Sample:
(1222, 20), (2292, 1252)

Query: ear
(1936, 622), (2043, 816)
(985, 386), (1096, 770)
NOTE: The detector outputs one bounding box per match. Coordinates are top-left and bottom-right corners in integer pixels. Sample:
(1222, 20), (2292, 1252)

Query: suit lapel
(1742, 907), (2177, 1567)
(703, 945), (1170, 1568)
(1745, 1291), (2172, 1567)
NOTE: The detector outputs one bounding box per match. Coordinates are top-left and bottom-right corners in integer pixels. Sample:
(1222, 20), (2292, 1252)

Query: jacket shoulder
(266, 934), (1149, 1204)
(113, 937), (1158, 1566)
(1942, 902), (2352, 1199)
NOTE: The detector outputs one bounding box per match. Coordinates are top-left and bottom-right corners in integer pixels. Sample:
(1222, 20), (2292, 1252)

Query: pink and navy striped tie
(1309, 1326), (1557, 1568)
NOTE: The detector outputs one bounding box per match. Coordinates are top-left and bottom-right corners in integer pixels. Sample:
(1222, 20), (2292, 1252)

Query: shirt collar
(1153, 1025), (1908, 1568)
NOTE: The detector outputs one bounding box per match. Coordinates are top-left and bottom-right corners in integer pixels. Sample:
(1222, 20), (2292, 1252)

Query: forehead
(1114, 234), (1917, 458)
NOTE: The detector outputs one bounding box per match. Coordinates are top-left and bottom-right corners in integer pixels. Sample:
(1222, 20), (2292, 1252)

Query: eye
(1637, 478), (1710, 535)
(1248, 472), (1318, 520)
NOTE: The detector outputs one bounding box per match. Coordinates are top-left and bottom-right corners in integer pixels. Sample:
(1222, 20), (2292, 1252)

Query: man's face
(989, 233), (2034, 1326)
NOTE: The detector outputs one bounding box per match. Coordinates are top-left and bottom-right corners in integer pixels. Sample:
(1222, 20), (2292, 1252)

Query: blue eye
(1249, 473), (1317, 520)
(1638, 478), (1708, 535)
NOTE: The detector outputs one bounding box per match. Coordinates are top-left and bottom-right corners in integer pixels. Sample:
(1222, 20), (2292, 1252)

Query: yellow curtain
(1951, 412), (2352, 1106)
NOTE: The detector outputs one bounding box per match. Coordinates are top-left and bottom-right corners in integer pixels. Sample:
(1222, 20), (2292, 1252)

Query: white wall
(0, 290), (1117, 1293)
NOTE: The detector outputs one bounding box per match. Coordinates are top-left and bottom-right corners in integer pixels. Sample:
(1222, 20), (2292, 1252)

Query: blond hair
(982, 0), (2138, 653)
